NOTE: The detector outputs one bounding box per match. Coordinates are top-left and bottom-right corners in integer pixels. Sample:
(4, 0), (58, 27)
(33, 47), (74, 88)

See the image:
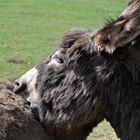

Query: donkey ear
(120, 0), (140, 18)
(60, 28), (87, 48)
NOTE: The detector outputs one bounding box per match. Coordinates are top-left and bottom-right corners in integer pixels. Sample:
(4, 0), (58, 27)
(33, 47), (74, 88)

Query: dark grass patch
(7, 58), (27, 64)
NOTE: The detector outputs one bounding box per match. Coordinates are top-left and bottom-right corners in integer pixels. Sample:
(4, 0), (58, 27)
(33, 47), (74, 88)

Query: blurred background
(0, 0), (128, 139)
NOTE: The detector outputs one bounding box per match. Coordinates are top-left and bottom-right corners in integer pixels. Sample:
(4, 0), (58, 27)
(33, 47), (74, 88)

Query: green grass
(87, 121), (119, 140)
(0, 0), (128, 139)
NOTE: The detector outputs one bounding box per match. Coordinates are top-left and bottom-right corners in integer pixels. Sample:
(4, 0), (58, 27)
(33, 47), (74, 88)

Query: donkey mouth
(13, 79), (40, 121)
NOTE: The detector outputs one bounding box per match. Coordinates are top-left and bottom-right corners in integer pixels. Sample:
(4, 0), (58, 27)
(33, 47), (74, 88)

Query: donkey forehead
(53, 50), (61, 56)
(50, 48), (65, 57)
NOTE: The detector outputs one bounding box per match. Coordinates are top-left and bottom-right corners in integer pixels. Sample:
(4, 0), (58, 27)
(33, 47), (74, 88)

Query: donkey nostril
(15, 81), (20, 87)
(13, 80), (26, 93)
(24, 100), (31, 106)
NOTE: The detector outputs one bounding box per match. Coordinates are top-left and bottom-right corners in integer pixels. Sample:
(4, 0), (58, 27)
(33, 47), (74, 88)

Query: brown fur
(0, 81), (51, 140)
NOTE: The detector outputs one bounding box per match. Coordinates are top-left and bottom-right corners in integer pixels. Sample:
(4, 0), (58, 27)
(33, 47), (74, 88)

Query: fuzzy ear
(120, 0), (140, 18)
(94, 0), (140, 54)
(60, 28), (88, 48)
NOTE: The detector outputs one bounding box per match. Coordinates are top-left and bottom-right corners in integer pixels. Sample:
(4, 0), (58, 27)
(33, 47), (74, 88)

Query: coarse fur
(15, 28), (140, 140)
(94, 0), (140, 54)
(14, 29), (104, 140)
(0, 80), (51, 140)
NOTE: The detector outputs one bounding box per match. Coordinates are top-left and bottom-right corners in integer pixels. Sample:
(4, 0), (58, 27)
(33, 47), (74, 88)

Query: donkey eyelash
(55, 56), (64, 64)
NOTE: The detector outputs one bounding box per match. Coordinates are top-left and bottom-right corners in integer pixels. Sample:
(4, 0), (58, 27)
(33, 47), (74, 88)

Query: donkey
(14, 28), (140, 140)
(0, 80), (51, 140)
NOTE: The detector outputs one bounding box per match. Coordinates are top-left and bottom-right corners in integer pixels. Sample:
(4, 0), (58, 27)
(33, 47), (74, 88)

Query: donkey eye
(56, 56), (64, 64)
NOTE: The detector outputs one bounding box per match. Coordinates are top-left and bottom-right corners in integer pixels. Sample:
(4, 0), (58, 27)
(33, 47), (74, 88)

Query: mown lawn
(0, 0), (128, 139)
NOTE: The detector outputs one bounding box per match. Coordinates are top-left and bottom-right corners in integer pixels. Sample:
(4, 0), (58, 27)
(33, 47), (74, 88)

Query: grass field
(0, 0), (129, 139)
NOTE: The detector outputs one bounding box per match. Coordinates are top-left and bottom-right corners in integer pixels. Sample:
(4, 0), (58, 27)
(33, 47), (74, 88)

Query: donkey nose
(13, 80), (26, 93)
